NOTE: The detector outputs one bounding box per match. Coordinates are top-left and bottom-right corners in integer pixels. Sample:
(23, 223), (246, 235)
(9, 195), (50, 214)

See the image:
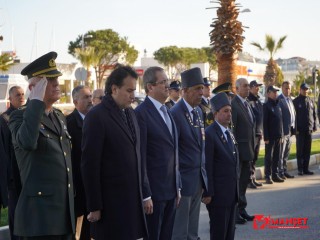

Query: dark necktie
(160, 105), (173, 136)
(48, 112), (60, 133)
(191, 109), (202, 141)
(225, 130), (234, 151)
(244, 101), (253, 123)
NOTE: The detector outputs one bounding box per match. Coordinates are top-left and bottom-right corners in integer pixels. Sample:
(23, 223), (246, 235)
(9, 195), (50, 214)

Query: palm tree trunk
(217, 53), (238, 92)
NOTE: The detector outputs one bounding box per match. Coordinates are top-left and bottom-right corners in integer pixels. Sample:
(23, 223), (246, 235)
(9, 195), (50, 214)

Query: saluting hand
(28, 77), (48, 101)
(143, 199), (153, 215)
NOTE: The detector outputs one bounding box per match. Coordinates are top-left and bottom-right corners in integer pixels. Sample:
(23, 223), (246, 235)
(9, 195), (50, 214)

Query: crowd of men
(0, 51), (318, 240)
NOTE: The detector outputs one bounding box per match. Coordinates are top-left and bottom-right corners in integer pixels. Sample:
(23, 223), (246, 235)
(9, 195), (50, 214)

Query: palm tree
(251, 34), (287, 87)
(209, 0), (245, 92)
(0, 53), (14, 71)
(74, 47), (98, 84)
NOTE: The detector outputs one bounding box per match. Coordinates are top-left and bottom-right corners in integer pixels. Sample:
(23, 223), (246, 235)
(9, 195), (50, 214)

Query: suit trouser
(279, 135), (291, 175)
(238, 161), (250, 210)
(250, 135), (262, 180)
(264, 138), (281, 178)
(206, 202), (236, 240)
(145, 198), (176, 240)
(172, 180), (202, 240)
(8, 187), (21, 240)
(22, 234), (72, 240)
(296, 131), (312, 172)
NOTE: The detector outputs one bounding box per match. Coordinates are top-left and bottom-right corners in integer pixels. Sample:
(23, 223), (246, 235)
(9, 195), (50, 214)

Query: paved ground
(198, 164), (320, 240)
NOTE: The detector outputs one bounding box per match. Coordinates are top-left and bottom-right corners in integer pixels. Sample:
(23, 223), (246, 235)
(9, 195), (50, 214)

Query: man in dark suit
(278, 81), (295, 179)
(203, 92), (239, 240)
(66, 85), (93, 240)
(171, 67), (208, 240)
(293, 83), (317, 175)
(199, 77), (214, 128)
(135, 66), (181, 240)
(247, 80), (264, 189)
(9, 52), (75, 239)
(263, 86), (284, 184)
(0, 86), (25, 240)
(165, 81), (181, 109)
(81, 66), (147, 240)
(231, 78), (256, 224)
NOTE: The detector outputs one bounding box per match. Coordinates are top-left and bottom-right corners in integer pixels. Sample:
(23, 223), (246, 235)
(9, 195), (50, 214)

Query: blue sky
(0, 0), (319, 64)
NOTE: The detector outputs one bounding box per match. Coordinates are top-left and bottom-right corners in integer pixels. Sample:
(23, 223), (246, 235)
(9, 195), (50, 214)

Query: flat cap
(21, 51), (62, 79)
(267, 85), (280, 92)
(181, 67), (204, 88)
(203, 77), (211, 86)
(169, 80), (181, 90)
(300, 83), (310, 90)
(249, 80), (263, 88)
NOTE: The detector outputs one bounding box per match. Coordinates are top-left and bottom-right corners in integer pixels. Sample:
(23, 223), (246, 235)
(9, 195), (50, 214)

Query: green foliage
(154, 46), (215, 79)
(275, 65), (284, 87)
(251, 34), (287, 59)
(292, 71), (306, 96)
(202, 47), (217, 72)
(68, 29), (139, 88)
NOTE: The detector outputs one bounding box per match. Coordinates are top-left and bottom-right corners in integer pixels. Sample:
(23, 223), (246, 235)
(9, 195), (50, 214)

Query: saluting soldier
(9, 52), (75, 239)
(199, 78), (214, 128)
(165, 80), (181, 109)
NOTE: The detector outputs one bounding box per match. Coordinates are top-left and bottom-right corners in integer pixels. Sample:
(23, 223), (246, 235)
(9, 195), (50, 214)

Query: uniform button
(47, 134), (50, 137)
(67, 167), (70, 172)
(64, 152), (66, 156)
(60, 136), (63, 140)
(68, 184), (71, 188)
(38, 192), (42, 195)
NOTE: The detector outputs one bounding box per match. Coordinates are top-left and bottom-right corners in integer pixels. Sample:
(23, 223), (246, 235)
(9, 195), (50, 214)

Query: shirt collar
(148, 96), (163, 110)
(237, 94), (247, 104)
(216, 120), (229, 134)
(77, 110), (86, 120)
(182, 98), (194, 114)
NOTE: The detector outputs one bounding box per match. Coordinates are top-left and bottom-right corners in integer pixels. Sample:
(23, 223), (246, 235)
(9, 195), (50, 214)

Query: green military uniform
(9, 51), (75, 238)
(9, 100), (75, 237)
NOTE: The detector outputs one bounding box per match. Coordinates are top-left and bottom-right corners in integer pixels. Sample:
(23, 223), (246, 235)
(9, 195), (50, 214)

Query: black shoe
(284, 172), (294, 178)
(279, 174), (287, 180)
(248, 182), (257, 189)
(272, 175), (284, 183)
(298, 171), (303, 176)
(236, 214), (247, 224)
(253, 180), (263, 187)
(265, 178), (273, 184)
(303, 170), (314, 175)
(239, 209), (255, 221)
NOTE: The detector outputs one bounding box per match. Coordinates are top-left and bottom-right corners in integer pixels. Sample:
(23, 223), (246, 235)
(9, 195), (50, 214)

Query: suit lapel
(236, 96), (254, 125)
(73, 109), (83, 129)
(145, 97), (173, 142)
(102, 97), (134, 143)
(213, 122), (235, 159)
(181, 101), (201, 147)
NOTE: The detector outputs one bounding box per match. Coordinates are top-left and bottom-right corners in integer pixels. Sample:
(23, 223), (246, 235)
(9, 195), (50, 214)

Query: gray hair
(72, 85), (90, 100)
(93, 88), (104, 98)
(143, 66), (164, 93)
(9, 86), (23, 97)
(235, 78), (247, 89)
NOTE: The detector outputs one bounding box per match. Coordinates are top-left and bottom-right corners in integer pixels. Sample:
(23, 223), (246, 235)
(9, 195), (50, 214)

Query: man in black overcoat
(81, 65), (147, 240)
